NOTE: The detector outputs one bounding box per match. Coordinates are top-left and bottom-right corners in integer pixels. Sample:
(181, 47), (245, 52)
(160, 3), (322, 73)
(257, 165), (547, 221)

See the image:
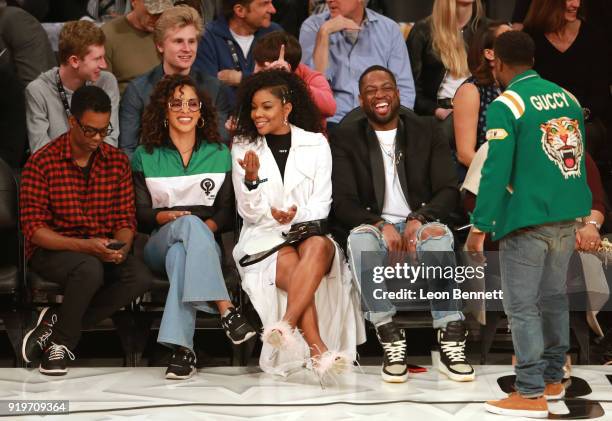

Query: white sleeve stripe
(496, 95), (522, 120)
(504, 91), (525, 113)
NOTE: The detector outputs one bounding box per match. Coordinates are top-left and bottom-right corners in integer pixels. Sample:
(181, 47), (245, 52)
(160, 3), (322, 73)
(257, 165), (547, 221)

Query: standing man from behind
(20, 86), (152, 376)
(299, 0), (415, 128)
(120, 5), (232, 156)
(466, 31), (591, 418)
(194, 0), (281, 104)
(102, 0), (174, 94)
(25, 20), (120, 153)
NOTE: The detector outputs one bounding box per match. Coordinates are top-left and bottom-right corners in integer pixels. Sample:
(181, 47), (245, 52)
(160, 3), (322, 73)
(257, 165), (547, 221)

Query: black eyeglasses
(75, 119), (113, 138)
(168, 98), (202, 112)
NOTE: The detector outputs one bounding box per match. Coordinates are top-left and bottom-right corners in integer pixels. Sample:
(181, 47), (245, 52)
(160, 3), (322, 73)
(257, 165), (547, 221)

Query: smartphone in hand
(106, 241), (126, 251)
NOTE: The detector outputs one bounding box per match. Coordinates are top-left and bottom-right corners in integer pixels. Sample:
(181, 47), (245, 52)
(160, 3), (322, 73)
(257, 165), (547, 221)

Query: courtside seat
(0, 157), (22, 366)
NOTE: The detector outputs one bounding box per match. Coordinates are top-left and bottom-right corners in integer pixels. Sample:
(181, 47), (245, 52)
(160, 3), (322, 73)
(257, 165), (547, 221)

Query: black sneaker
(22, 307), (58, 363)
(437, 321), (475, 382)
(165, 347), (197, 380)
(39, 343), (75, 376)
(221, 307), (257, 345)
(376, 322), (408, 383)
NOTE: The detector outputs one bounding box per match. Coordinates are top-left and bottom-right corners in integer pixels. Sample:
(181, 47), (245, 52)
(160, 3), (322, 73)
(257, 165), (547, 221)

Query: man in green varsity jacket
(466, 31), (591, 418)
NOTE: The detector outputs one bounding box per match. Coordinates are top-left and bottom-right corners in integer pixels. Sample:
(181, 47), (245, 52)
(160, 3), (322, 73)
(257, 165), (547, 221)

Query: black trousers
(29, 249), (153, 350)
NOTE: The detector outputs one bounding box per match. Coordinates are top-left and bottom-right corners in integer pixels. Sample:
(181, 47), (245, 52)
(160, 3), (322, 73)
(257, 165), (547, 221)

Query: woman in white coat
(231, 70), (365, 378)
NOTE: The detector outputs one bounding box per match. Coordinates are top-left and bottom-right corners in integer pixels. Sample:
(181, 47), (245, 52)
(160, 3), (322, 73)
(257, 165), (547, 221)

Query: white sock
(221, 308), (232, 318)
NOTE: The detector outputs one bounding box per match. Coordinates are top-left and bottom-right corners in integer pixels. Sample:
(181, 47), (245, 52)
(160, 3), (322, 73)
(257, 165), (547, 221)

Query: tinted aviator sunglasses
(168, 98), (202, 112)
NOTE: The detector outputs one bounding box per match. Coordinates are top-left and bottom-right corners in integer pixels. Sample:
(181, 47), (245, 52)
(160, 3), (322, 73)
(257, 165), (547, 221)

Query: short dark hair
(70, 86), (111, 120)
(253, 31), (302, 72)
(493, 31), (535, 68)
(358, 65), (397, 93)
(222, 0), (254, 21)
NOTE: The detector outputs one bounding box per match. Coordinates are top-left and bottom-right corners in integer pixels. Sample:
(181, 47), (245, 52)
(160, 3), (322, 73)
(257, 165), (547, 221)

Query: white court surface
(0, 366), (611, 420)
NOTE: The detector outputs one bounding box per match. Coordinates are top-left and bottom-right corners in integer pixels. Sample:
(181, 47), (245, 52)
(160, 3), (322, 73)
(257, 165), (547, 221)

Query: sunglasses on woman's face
(168, 98), (202, 112)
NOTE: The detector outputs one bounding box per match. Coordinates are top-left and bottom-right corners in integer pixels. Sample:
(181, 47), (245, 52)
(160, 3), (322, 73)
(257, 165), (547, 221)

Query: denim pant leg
(415, 222), (464, 329)
(144, 215), (231, 351)
(500, 228), (548, 397)
(347, 226), (395, 325)
(541, 224), (575, 384)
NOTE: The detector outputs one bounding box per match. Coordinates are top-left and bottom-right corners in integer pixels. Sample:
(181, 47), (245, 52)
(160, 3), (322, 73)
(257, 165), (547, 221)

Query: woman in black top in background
(523, 0), (612, 173)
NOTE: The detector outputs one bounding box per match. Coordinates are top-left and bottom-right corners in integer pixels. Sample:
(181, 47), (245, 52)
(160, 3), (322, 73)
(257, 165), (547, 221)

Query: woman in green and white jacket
(132, 75), (255, 380)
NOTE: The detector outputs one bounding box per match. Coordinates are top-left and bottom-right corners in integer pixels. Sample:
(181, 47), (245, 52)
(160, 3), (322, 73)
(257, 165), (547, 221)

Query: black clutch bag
(238, 219), (329, 267)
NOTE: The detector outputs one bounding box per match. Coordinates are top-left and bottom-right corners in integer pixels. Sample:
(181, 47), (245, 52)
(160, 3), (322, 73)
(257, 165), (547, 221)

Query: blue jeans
(143, 215), (231, 351)
(499, 221), (575, 397)
(347, 222), (464, 329)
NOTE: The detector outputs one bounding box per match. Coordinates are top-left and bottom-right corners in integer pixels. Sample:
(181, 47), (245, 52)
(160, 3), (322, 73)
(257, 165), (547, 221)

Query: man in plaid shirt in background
(19, 85), (152, 376)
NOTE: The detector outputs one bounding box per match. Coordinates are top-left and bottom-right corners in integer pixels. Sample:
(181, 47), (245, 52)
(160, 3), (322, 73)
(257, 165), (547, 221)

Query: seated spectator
(523, 0), (611, 167)
(5, 0), (49, 21)
(25, 20), (120, 153)
(86, 0), (131, 21)
(0, 64), (27, 168)
(299, 0), (415, 128)
(133, 75), (256, 381)
(20, 86), (153, 376)
(231, 70), (365, 378)
(0, 6), (56, 87)
(120, 5), (231, 157)
(453, 21), (511, 181)
(102, 0), (174, 93)
(194, 0), (281, 104)
(270, 0), (309, 38)
(407, 0), (485, 119)
(330, 65), (474, 384)
(252, 30), (336, 127)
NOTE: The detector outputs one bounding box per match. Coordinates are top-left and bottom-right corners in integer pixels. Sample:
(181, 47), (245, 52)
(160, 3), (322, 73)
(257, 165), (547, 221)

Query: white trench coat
(231, 125), (366, 376)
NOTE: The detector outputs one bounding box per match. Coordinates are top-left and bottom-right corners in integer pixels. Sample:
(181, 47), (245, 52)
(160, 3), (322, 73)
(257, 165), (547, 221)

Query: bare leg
(275, 236), (334, 356)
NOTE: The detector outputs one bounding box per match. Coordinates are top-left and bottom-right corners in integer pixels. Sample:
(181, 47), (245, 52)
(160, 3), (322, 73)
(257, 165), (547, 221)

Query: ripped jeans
(347, 221), (464, 329)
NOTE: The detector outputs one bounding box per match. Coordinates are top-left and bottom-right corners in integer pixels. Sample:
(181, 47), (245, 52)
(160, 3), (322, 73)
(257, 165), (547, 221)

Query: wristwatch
(583, 219), (601, 230)
(406, 212), (427, 225)
(244, 177), (259, 190)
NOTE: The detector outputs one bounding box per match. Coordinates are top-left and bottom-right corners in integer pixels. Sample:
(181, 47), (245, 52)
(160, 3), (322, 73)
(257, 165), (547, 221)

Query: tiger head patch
(540, 117), (583, 179)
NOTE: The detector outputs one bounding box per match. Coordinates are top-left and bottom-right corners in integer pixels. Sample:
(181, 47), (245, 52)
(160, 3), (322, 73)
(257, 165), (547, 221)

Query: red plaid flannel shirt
(20, 133), (136, 259)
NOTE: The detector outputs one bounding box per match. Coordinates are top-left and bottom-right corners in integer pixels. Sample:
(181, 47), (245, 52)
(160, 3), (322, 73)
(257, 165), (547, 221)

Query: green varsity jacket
(471, 70), (591, 240)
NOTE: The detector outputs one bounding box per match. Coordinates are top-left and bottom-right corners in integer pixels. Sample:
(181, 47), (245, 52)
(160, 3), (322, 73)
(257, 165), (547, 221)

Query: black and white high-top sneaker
(22, 307), (58, 363)
(437, 321), (475, 382)
(39, 343), (75, 376)
(165, 347), (197, 380)
(376, 322), (408, 383)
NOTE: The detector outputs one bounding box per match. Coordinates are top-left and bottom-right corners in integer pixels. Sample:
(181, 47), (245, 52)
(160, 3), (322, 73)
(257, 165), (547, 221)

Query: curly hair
(233, 70), (323, 142)
(141, 74), (221, 153)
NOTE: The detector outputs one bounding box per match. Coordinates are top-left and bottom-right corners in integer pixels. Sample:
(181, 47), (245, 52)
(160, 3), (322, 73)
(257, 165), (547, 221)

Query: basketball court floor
(1, 365), (611, 420)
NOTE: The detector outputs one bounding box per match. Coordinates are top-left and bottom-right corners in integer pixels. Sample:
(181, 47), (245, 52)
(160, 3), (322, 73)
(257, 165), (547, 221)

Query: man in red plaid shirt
(19, 86), (152, 376)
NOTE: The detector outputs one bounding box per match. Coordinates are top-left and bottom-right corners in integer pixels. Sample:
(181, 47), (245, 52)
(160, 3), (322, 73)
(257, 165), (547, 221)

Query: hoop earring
(163, 119), (168, 128)
(197, 117), (205, 128)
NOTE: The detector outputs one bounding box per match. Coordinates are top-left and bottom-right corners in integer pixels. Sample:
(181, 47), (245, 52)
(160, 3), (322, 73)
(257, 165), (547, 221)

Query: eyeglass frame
(167, 98), (203, 113)
(75, 118), (113, 139)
